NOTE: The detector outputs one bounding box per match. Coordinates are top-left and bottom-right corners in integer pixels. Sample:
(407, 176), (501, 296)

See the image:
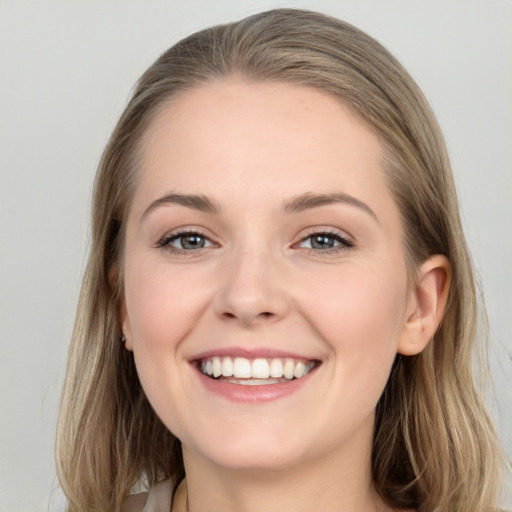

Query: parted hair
(56, 8), (504, 511)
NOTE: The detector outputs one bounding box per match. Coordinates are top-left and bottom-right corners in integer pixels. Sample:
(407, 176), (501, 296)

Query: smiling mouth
(197, 356), (318, 385)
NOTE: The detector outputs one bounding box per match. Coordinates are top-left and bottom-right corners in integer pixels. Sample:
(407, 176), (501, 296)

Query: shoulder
(123, 479), (172, 512)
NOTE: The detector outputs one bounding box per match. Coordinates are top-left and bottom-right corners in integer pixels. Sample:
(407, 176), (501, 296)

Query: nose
(213, 246), (290, 327)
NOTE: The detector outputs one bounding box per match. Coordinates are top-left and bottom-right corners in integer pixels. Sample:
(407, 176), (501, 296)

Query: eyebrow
(282, 192), (378, 222)
(141, 190), (378, 222)
(142, 193), (219, 220)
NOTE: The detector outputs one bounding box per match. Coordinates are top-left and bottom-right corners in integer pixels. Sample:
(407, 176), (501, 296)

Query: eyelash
(156, 230), (215, 254)
(156, 229), (354, 255)
(296, 230), (354, 255)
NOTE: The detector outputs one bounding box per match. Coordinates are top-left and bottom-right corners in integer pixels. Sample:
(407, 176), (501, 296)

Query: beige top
(123, 479), (173, 512)
(123, 480), (427, 512)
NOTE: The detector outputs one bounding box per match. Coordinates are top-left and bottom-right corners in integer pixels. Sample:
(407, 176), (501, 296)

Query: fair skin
(121, 80), (450, 512)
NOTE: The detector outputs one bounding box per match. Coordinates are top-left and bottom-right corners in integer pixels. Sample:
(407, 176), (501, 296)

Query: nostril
(221, 311), (273, 320)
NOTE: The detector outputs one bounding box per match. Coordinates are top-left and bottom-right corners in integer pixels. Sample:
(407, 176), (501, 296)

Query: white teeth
(251, 358), (270, 378)
(212, 357), (222, 377)
(199, 356), (315, 382)
(283, 359), (295, 379)
(234, 378), (281, 386)
(294, 361), (306, 378)
(221, 357), (234, 377)
(233, 357), (252, 378)
(270, 359), (283, 378)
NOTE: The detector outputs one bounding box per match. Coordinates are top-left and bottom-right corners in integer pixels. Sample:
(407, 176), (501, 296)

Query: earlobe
(109, 265), (133, 351)
(119, 299), (133, 351)
(398, 255), (451, 356)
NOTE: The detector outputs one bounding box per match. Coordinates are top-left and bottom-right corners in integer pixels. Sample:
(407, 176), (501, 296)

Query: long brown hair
(56, 9), (505, 511)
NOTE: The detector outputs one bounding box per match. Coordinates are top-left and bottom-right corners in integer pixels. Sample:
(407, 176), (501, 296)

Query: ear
(398, 255), (451, 356)
(110, 263), (134, 352)
(119, 299), (134, 351)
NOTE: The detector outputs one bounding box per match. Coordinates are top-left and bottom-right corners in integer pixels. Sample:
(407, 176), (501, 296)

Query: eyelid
(156, 227), (219, 253)
(293, 227), (355, 253)
(298, 226), (354, 242)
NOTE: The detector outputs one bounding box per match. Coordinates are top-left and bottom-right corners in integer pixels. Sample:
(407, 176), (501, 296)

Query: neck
(176, 427), (390, 512)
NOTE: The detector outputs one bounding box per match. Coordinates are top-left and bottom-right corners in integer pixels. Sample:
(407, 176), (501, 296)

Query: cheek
(303, 260), (406, 332)
(297, 262), (408, 390)
(122, 262), (208, 436)
(124, 260), (208, 349)
(122, 262), (198, 409)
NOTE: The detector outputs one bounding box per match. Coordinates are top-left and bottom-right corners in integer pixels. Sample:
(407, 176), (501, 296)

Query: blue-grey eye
(299, 232), (351, 250)
(311, 234), (336, 249)
(170, 233), (212, 250)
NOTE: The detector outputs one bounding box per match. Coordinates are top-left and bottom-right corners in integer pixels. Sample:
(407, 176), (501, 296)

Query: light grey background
(1, 1), (510, 510)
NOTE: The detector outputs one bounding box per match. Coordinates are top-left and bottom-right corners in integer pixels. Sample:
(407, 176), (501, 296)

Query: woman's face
(121, 80), (415, 471)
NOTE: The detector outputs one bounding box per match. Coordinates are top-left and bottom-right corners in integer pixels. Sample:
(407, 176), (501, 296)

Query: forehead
(132, 80), (396, 221)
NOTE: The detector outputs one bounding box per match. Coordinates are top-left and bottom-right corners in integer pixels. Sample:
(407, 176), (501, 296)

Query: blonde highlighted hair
(56, 8), (505, 511)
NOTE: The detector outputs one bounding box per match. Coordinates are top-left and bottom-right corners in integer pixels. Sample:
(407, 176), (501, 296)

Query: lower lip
(194, 368), (317, 403)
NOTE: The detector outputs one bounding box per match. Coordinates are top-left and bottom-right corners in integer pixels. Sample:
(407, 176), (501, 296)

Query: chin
(183, 423), (311, 472)
(200, 447), (304, 473)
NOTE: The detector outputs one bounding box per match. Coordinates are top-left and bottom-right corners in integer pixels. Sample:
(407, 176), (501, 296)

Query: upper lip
(189, 346), (319, 362)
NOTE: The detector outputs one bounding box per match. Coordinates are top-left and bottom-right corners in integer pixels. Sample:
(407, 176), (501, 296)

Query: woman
(56, 8), (506, 512)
